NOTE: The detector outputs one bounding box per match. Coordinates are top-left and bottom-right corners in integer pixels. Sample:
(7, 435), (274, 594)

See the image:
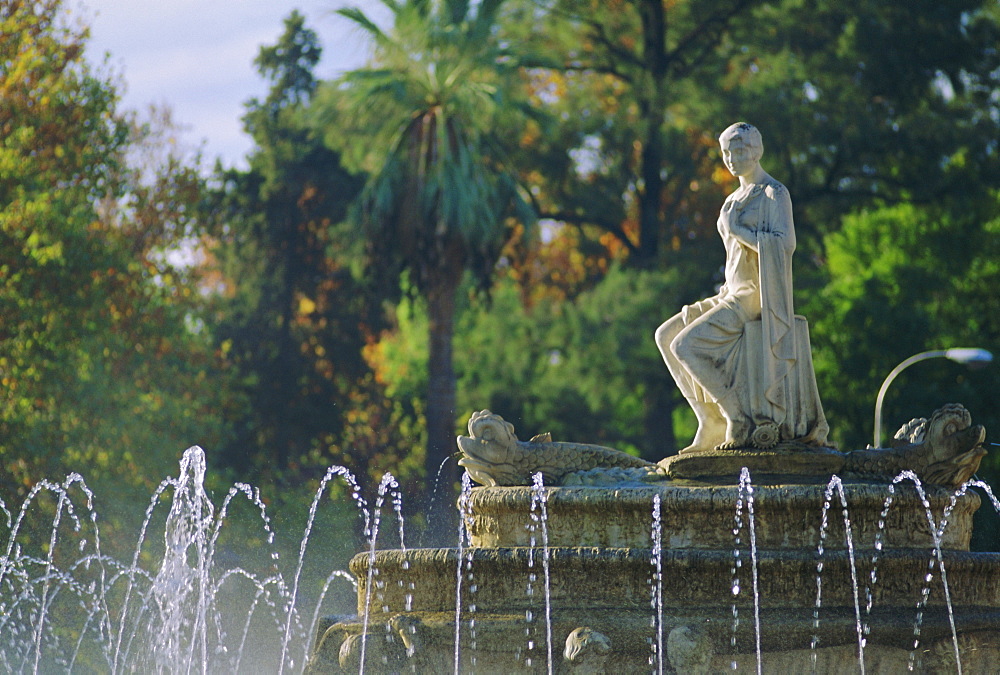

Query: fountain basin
(312, 480), (999, 673)
(320, 544), (1000, 672)
(352, 547), (1000, 615)
(314, 608), (1000, 673)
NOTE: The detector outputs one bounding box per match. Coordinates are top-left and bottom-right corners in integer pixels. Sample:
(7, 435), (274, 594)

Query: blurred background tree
(0, 0), (230, 509)
(206, 12), (377, 484)
(497, 0), (1000, 457)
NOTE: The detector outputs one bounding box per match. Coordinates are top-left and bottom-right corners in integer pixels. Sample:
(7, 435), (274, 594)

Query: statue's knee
(671, 324), (710, 364)
(669, 331), (690, 364)
(654, 324), (668, 351)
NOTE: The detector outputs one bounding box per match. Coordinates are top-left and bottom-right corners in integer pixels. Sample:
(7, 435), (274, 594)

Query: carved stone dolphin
(457, 410), (655, 487)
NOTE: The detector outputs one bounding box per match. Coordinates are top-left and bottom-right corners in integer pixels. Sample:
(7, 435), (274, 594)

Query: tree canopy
(0, 0), (228, 498)
(2, 0), (1000, 536)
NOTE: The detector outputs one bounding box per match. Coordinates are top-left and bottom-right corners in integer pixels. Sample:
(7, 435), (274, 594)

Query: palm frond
(337, 0), (538, 283)
(336, 7), (391, 47)
(339, 68), (402, 85)
(471, 0), (505, 42)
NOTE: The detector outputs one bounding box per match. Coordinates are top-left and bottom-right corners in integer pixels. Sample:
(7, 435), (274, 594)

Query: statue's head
(719, 123), (763, 176)
(719, 123), (763, 157)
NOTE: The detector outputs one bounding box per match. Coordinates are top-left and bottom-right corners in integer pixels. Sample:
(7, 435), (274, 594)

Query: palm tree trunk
(635, 0), (668, 269)
(644, 382), (678, 461)
(424, 262), (462, 523)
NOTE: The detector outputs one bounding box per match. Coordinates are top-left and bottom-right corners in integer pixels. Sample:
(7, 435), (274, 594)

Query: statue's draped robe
(753, 183), (796, 428)
(666, 180), (828, 445)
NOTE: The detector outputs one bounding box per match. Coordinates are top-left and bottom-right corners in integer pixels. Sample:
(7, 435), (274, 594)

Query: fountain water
(733, 466), (762, 674)
(454, 472), (473, 672)
(815, 475), (868, 671)
(0, 446), (394, 673)
(4, 436), (1000, 673)
(650, 493), (663, 673)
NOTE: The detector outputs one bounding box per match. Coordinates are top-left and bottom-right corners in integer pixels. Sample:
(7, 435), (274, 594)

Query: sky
(75, 0), (386, 168)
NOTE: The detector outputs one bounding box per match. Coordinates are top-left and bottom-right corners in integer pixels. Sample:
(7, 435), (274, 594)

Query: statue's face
(720, 136), (758, 178)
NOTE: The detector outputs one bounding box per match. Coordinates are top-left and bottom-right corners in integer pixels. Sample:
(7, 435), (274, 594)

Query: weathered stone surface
(562, 627), (611, 672)
(310, 475), (995, 673)
(465, 482), (978, 550)
(352, 546), (1000, 618)
(457, 405), (988, 490)
(720, 634), (1000, 674)
(667, 625), (714, 674)
(659, 444), (846, 480)
(844, 403), (987, 486)
(309, 607), (1000, 673)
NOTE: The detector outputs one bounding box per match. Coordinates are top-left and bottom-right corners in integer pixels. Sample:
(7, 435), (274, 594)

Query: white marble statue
(655, 123), (829, 453)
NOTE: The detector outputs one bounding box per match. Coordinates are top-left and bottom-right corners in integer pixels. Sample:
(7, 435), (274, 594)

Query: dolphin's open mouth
(456, 435), (490, 461)
(455, 443), (500, 487)
(456, 457), (491, 477)
(956, 423), (986, 448)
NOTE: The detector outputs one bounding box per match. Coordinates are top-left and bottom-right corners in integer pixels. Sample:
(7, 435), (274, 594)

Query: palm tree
(336, 0), (535, 506)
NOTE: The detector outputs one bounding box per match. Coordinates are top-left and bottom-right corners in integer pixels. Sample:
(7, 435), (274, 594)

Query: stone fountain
(308, 124), (1000, 673)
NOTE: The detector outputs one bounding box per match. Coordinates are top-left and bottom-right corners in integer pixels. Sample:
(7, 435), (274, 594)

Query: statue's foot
(680, 432), (725, 455)
(713, 439), (750, 451)
(680, 403), (727, 454)
(715, 417), (753, 451)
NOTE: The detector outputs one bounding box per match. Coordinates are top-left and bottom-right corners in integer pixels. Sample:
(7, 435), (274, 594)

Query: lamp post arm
(873, 350), (947, 448)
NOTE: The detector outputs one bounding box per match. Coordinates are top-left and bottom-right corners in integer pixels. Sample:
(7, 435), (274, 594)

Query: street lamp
(873, 348), (993, 448)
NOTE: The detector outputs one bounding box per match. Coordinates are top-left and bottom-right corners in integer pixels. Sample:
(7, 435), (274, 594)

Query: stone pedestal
(659, 445), (846, 481)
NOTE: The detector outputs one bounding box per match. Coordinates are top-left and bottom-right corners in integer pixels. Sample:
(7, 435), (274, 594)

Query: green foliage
(491, 0), (1000, 460)
(1, 1), (127, 469)
(805, 197), (1000, 550)
(252, 11), (321, 113)
(806, 200), (1000, 450)
(504, 0), (1000, 283)
(327, 0), (538, 295)
(458, 266), (684, 458)
(710, 0), (1000, 255)
(503, 0), (766, 267)
(0, 0), (228, 501)
(369, 266), (685, 460)
(325, 0), (1000, 466)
